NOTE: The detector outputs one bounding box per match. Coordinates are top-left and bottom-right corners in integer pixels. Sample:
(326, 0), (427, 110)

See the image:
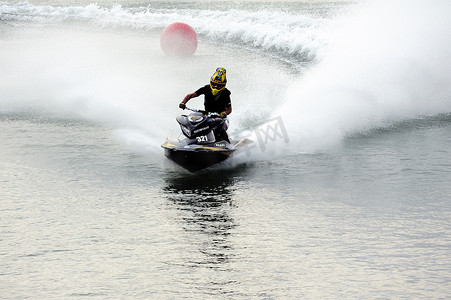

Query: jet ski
(162, 107), (236, 172)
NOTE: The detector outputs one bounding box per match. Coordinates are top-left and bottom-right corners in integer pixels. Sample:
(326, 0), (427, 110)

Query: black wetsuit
(195, 85), (232, 142)
(195, 85), (231, 114)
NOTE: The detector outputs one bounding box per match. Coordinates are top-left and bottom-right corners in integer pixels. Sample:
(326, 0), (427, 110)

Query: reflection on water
(162, 170), (243, 268)
(161, 169), (248, 297)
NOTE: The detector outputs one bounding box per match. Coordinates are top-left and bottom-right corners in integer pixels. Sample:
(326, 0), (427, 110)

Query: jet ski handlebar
(184, 106), (221, 118)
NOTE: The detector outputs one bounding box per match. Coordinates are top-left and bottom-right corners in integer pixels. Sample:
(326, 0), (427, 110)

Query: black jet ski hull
(162, 137), (236, 172)
(163, 147), (234, 172)
(162, 108), (245, 172)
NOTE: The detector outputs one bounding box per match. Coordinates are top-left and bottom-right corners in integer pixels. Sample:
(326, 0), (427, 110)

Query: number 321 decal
(196, 135), (208, 142)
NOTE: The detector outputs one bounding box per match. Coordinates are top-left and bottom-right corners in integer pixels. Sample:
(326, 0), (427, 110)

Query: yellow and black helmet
(210, 67), (227, 95)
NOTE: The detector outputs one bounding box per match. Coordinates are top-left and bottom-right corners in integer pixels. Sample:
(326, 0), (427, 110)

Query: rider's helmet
(210, 67), (227, 96)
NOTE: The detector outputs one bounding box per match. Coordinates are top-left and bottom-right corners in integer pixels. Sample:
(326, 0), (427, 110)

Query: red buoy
(160, 22), (198, 56)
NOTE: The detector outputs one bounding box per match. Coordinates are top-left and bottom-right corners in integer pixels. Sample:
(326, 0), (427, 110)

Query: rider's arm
(182, 92), (198, 104)
(225, 105), (232, 115)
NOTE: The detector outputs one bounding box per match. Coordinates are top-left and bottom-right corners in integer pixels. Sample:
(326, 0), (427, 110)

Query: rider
(179, 67), (232, 142)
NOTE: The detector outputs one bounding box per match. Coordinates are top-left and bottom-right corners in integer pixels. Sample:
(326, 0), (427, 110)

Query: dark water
(1, 0), (451, 298)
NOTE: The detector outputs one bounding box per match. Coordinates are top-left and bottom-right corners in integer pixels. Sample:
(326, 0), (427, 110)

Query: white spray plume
(277, 0), (451, 152)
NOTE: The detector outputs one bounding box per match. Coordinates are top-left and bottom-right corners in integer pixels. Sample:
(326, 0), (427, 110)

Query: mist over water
(2, 0), (450, 157)
(0, 18), (297, 157)
(279, 0), (451, 151)
(0, 29), (167, 151)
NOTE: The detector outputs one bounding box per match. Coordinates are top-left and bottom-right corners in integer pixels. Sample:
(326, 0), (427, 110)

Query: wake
(277, 0), (451, 152)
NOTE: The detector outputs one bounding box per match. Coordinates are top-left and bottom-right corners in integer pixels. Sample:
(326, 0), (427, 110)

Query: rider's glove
(179, 102), (186, 110)
(220, 111), (227, 118)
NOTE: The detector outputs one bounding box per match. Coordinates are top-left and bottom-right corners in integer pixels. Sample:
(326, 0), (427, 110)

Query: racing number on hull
(196, 135), (209, 142)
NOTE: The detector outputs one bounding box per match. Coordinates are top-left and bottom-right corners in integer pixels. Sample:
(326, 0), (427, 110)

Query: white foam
(277, 0), (451, 152)
(0, 2), (330, 60)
